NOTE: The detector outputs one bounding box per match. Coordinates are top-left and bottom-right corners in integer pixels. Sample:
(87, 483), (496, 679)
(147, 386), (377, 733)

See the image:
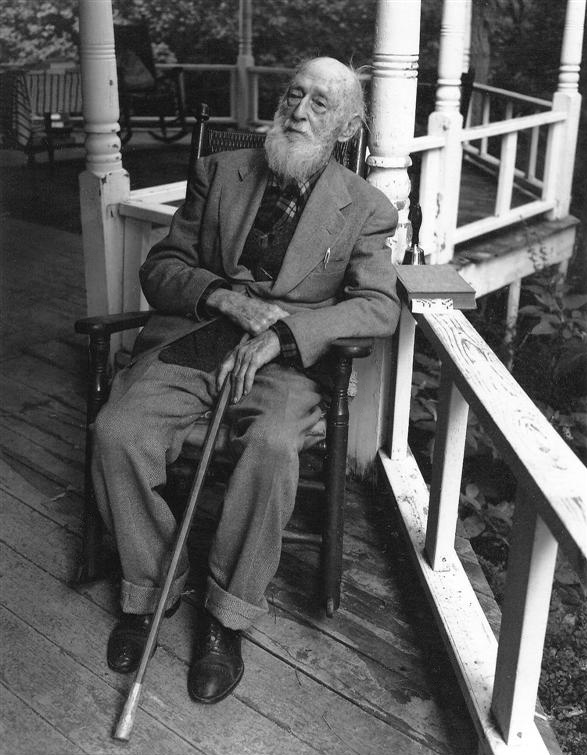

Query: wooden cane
(114, 361), (236, 741)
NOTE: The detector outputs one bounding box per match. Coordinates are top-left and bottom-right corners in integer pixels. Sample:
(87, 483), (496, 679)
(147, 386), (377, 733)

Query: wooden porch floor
(0, 214), (498, 753)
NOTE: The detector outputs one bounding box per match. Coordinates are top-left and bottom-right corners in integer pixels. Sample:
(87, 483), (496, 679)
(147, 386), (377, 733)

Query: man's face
(265, 59), (353, 183)
(279, 64), (347, 150)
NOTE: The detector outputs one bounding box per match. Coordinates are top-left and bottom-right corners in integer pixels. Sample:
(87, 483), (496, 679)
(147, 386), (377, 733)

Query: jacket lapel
(219, 150), (268, 278)
(271, 158), (352, 297)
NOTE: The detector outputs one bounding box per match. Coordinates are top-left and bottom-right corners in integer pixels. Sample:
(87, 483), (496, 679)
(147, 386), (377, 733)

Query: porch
(0, 215), (493, 755)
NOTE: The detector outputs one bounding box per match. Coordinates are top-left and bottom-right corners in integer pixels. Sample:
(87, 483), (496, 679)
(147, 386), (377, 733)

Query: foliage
(515, 271), (587, 463)
(0, 0), (78, 66)
(540, 595), (587, 755)
(484, 0), (567, 95)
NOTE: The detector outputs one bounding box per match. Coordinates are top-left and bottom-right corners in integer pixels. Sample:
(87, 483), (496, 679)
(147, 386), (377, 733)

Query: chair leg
(75, 330), (112, 583)
(322, 354), (353, 616)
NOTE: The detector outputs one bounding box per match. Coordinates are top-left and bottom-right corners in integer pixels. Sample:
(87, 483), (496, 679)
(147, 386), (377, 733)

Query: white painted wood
(473, 84), (551, 109)
(462, 0), (472, 73)
(495, 130), (517, 216)
(78, 0), (130, 324)
(503, 277), (522, 371)
(367, 0), (420, 260)
(127, 182), (186, 202)
(463, 110), (565, 141)
(422, 0), (467, 263)
(528, 126), (539, 182)
(416, 310), (587, 581)
(454, 200), (555, 244)
(388, 304), (416, 461)
(492, 495), (558, 745)
(425, 366), (469, 570)
(348, 0), (421, 475)
(78, 0), (123, 176)
(379, 449), (550, 755)
(456, 221), (577, 298)
(118, 202), (177, 225)
(480, 95), (491, 159)
(347, 337), (393, 480)
(236, 0), (254, 127)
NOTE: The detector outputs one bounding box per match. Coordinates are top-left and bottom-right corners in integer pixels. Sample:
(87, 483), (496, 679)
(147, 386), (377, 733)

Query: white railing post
(78, 0), (130, 320)
(236, 0), (254, 128)
(425, 364), (469, 570)
(491, 492), (558, 745)
(419, 0), (466, 264)
(545, 0), (585, 220)
(387, 305), (417, 461)
(347, 0), (421, 477)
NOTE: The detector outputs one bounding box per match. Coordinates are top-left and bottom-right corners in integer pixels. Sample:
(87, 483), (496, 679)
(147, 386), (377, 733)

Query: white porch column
(419, 0), (467, 264)
(545, 0), (585, 219)
(236, 0), (255, 127)
(347, 0), (421, 477)
(462, 0), (472, 74)
(78, 0), (130, 318)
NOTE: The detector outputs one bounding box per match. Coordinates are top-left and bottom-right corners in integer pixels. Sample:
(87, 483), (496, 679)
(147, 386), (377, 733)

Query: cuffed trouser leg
(91, 352), (217, 615)
(205, 363), (323, 630)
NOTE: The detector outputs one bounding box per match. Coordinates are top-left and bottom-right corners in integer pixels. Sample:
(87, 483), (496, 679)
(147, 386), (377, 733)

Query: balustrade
(381, 298), (587, 755)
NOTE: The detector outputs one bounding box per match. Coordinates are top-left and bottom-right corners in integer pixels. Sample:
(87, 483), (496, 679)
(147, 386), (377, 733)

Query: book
(394, 264), (477, 312)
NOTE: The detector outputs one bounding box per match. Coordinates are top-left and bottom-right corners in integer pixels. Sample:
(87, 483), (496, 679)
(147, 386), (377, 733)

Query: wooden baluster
(495, 130), (517, 216)
(425, 365), (469, 570)
(236, 0), (254, 127)
(387, 304), (416, 461)
(528, 124), (539, 183)
(491, 492), (558, 744)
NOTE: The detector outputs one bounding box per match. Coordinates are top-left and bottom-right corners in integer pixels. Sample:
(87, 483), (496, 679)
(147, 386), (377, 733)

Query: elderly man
(93, 56), (400, 703)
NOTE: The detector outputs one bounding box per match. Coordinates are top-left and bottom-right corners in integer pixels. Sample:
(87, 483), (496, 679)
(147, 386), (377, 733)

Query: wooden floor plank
(1, 479), (475, 755)
(0, 540), (428, 755)
(0, 608), (203, 755)
(0, 682), (87, 755)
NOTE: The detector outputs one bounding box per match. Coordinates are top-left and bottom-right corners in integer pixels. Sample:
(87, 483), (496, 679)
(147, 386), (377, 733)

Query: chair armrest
(330, 337), (373, 360)
(75, 311), (151, 337)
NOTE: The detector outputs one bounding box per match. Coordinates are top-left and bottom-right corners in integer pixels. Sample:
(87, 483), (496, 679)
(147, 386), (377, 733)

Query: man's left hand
(217, 329), (281, 404)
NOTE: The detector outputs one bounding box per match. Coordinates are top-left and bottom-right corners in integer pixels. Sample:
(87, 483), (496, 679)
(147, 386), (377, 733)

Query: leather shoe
(107, 599), (180, 674)
(187, 611), (244, 704)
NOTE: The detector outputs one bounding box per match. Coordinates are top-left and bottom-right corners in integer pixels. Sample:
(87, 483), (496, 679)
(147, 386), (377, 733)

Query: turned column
(236, 0), (255, 128)
(545, 0), (585, 219)
(347, 0), (421, 477)
(78, 0), (130, 318)
(419, 0), (466, 264)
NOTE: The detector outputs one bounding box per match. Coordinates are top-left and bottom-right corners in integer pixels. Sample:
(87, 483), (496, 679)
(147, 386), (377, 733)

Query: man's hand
(217, 330), (281, 404)
(205, 288), (288, 336)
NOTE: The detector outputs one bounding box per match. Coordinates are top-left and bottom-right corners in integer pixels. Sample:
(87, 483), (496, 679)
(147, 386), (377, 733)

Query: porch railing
(381, 301), (586, 755)
(414, 82), (574, 263)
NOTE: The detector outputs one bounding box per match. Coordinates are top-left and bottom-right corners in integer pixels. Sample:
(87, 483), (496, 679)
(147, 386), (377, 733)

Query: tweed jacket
(135, 148), (401, 369)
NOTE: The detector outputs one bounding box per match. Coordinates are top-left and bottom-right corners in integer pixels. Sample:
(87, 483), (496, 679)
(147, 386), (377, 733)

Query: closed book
(394, 265), (477, 311)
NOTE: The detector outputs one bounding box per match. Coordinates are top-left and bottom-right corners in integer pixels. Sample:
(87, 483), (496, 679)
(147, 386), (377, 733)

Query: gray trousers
(91, 351), (322, 630)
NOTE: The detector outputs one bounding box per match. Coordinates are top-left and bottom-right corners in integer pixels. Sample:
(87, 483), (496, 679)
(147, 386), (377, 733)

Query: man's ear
(337, 114), (362, 143)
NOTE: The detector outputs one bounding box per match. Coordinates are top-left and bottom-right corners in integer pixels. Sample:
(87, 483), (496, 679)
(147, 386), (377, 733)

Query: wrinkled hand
(205, 289), (288, 335)
(217, 330), (281, 404)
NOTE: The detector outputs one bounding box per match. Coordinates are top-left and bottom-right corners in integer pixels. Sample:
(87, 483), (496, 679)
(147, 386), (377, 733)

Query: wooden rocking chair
(75, 104), (372, 616)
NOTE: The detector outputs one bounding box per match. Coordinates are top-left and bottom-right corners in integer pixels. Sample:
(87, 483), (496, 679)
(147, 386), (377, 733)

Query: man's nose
(291, 96), (310, 120)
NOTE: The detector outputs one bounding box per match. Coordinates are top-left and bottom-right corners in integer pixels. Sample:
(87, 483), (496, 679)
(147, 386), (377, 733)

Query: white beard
(264, 112), (335, 184)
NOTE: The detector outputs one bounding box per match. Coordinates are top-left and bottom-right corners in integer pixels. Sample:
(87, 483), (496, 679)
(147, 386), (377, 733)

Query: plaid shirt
(201, 170), (323, 367)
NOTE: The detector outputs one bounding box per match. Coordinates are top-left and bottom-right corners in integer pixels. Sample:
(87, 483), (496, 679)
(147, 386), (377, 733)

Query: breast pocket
(289, 258), (348, 302)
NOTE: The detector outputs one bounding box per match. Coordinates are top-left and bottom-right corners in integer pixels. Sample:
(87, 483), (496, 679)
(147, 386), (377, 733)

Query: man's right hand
(204, 288), (289, 335)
